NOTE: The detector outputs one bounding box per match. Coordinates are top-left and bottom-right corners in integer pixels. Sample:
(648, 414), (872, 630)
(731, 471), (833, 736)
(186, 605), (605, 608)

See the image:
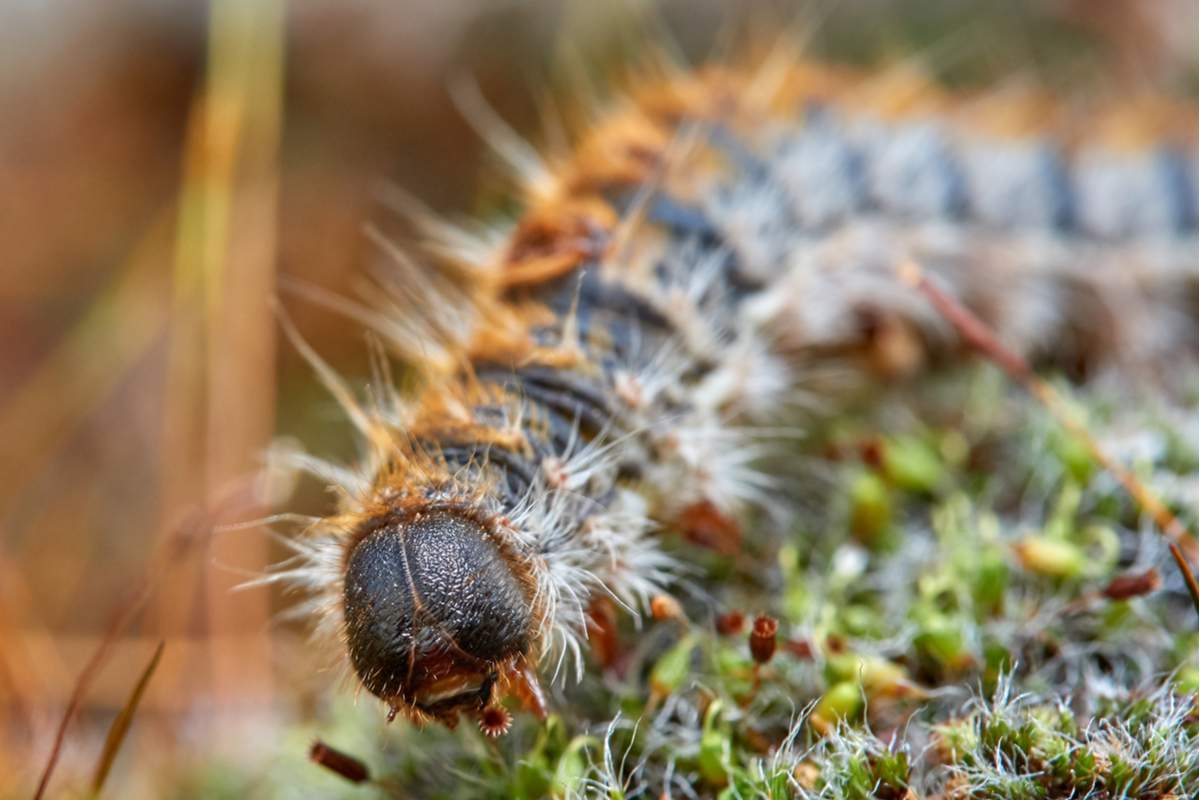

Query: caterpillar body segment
(278, 56), (1198, 730)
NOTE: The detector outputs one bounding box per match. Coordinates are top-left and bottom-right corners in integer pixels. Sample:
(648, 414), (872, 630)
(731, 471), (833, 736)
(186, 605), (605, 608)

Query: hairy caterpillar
(271, 43), (1197, 736)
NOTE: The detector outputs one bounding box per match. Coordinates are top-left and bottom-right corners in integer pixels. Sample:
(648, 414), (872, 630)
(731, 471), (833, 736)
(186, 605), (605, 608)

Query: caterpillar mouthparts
(342, 507), (538, 723)
(276, 44), (1197, 733)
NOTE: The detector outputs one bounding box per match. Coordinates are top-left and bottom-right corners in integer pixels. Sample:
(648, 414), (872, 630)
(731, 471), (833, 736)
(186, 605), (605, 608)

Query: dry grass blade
(199, 0), (283, 712)
(899, 261), (1199, 579)
(90, 641), (165, 795)
(31, 483), (259, 800)
(32, 581), (154, 800)
(0, 214), (173, 517)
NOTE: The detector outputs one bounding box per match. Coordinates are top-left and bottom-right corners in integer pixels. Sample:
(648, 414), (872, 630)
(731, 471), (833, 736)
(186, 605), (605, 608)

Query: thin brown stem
(1170, 542), (1200, 607)
(32, 484), (259, 800)
(899, 261), (1199, 576)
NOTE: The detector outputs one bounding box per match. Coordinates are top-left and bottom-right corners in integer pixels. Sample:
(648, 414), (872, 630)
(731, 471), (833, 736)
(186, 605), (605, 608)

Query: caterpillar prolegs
(275, 53), (1197, 732)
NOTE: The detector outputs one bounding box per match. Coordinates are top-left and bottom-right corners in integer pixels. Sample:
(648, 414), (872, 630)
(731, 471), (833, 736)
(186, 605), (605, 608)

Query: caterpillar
(271, 40), (1198, 737)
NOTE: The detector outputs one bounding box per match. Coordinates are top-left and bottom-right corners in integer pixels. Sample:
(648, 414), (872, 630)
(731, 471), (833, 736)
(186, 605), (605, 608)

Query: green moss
(278, 372), (1197, 798)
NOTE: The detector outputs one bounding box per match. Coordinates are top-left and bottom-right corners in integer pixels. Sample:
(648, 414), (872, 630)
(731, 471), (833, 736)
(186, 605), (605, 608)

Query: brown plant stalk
(898, 261), (1199, 592)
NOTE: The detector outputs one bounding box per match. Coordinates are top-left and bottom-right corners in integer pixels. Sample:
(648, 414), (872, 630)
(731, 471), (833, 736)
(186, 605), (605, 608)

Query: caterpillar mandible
(271, 41), (1197, 735)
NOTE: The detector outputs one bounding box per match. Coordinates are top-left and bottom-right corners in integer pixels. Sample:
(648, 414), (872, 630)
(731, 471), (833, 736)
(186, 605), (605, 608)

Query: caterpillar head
(341, 507), (541, 727)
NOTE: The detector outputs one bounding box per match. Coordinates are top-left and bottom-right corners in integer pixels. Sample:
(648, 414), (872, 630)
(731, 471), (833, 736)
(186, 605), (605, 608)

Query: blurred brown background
(0, 0), (1193, 795)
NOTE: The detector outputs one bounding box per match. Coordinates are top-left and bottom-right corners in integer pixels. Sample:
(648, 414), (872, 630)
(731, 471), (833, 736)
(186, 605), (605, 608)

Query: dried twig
(1170, 542), (1200, 607)
(899, 262), (1199, 584)
(310, 740), (371, 784)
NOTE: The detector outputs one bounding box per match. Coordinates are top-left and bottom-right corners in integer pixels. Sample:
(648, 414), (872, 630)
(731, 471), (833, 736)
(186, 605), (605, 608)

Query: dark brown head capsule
(342, 509), (534, 722)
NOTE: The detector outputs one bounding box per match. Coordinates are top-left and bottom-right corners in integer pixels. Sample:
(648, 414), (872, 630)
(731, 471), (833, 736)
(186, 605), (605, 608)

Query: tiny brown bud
(859, 438), (885, 469)
(310, 740), (370, 784)
(785, 638), (814, 659)
(825, 633), (847, 654)
(749, 615), (778, 664)
(650, 593), (683, 621)
(716, 610), (745, 636)
(821, 442), (844, 462)
(478, 704), (513, 738)
(1102, 567), (1161, 601)
(741, 726), (774, 754)
(793, 761), (820, 789)
(677, 499), (742, 554)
